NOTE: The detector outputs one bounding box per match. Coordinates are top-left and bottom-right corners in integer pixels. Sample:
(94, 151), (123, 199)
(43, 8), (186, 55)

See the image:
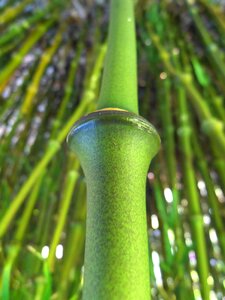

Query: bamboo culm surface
(0, 0), (225, 299)
(68, 0), (160, 298)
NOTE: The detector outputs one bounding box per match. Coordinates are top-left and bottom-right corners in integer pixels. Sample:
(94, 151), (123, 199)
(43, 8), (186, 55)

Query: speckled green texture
(68, 110), (160, 300)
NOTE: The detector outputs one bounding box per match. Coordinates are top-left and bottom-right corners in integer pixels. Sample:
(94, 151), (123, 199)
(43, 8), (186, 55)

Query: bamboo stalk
(98, 0), (138, 113)
(176, 84), (210, 300)
(186, 1), (225, 81)
(0, 175), (43, 300)
(21, 28), (63, 116)
(0, 4), (60, 47)
(147, 26), (225, 156)
(47, 159), (79, 270)
(0, 44), (106, 239)
(68, 1), (160, 298)
(0, 0), (32, 26)
(51, 44), (83, 139)
(191, 125), (225, 257)
(210, 144), (225, 192)
(0, 20), (54, 93)
(58, 179), (86, 299)
(199, 0), (225, 33)
(146, 7), (196, 298)
(152, 177), (173, 270)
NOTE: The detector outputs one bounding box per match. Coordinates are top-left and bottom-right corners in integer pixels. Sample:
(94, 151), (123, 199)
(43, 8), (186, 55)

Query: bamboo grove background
(0, 0), (225, 299)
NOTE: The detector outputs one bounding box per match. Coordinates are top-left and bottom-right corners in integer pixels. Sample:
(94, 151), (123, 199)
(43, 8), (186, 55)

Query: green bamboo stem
(199, 0), (225, 33)
(185, 44), (225, 121)
(152, 177), (173, 269)
(159, 78), (176, 188)
(98, 0), (138, 113)
(176, 84), (210, 300)
(0, 44), (106, 239)
(0, 116), (21, 171)
(186, 1), (225, 81)
(170, 36), (211, 298)
(68, 110), (160, 299)
(147, 27), (225, 157)
(151, 170), (193, 299)
(191, 126), (225, 256)
(0, 180), (10, 220)
(21, 28), (63, 116)
(179, 35), (225, 101)
(149, 9), (195, 297)
(34, 262), (52, 300)
(0, 141), (59, 239)
(68, 1), (160, 298)
(0, 38), (22, 59)
(0, 5), (60, 47)
(0, 20), (54, 93)
(58, 179), (86, 299)
(0, 176), (43, 300)
(48, 160), (79, 270)
(210, 144), (225, 192)
(157, 77), (179, 227)
(0, 0), (32, 25)
(34, 177), (53, 248)
(51, 45), (83, 139)
(0, 88), (21, 120)
(58, 224), (84, 299)
(1, 30), (63, 178)
(175, 39), (225, 192)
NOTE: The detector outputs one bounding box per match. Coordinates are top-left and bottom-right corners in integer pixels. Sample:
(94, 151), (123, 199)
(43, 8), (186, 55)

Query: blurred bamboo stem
(0, 20), (54, 93)
(176, 85), (210, 300)
(147, 27), (225, 156)
(199, 0), (225, 32)
(0, 0), (32, 25)
(48, 160), (79, 270)
(0, 176), (43, 300)
(21, 28), (63, 116)
(191, 126), (225, 257)
(68, 1), (160, 298)
(58, 179), (86, 299)
(186, 1), (225, 81)
(51, 44), (83, 139)
(0, 44), (106, 239)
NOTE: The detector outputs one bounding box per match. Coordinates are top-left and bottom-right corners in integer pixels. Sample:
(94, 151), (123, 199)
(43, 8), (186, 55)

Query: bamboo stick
(47, 159), (79, 270)
(57, 179), (86, 299)
(98, 0), (138, 113)
(0, 0), (32, 26)
(186, 1), (225, 81)
(0, 4), (60, 47)
(147, 26), (225, 156)
(176, 84), (210, 300)
(0, 20), (54, 93)
(191, 125), (225, 257)
(21, 28), (63, 116)
(0, 44), (106, 239)
(68, 1), (160, 298)
(51, 44), (83, 139)
(0, 175), (43, 300)
(199, 0), (225, 33)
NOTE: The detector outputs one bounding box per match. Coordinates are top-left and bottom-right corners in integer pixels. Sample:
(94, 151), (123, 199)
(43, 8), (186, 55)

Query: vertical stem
(68, 1), (160, 299)
(176, 86), (210, 300)
(98, 0), (138, 113)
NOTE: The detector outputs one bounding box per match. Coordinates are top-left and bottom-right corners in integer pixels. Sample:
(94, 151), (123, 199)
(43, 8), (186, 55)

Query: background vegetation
(0, 0), (225, 299)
